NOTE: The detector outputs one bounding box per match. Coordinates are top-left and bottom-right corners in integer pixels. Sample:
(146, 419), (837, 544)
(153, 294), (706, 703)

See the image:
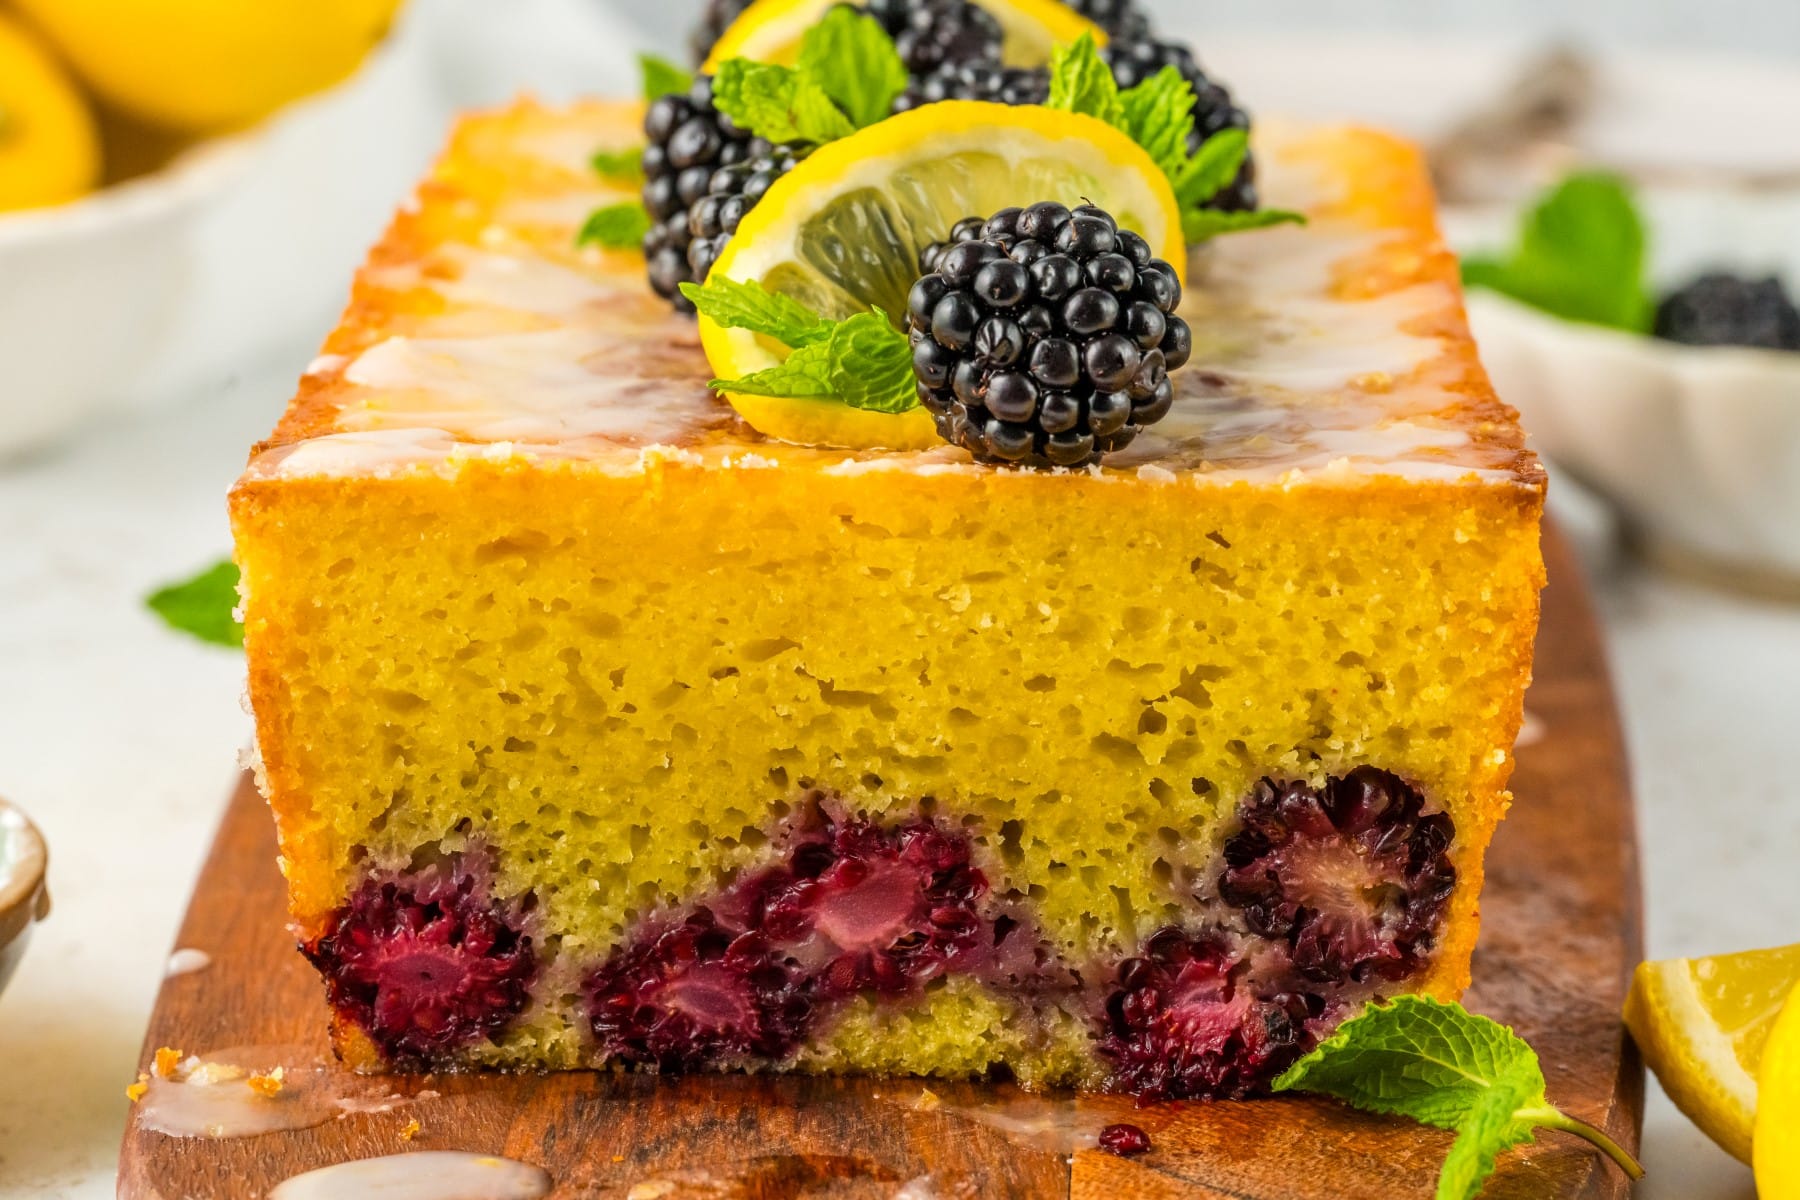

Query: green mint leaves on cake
(638, 53), (694, 104)
(683, 276), (918, 414)
(712, 7), (908, 144)
(1273, 997), (1644, 1199)
(1461, 172), (1654, 333)
(590, 145), (644, 183)
(577, 201), (653, 250)
(1045, 35), (1304, 244)
(147, 559), (244, 649)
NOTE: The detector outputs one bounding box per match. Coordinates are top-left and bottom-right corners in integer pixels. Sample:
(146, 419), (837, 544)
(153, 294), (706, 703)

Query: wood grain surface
(118, 529), (1643, 1199)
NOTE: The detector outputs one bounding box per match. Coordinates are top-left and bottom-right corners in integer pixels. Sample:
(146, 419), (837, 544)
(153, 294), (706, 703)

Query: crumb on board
(247, 1067), (286, 1099)
(400, 1118), (422, 1141)
(153, 1047), (184, 1079)
(913, 1088), (942, 1112)
(125, 1073), (150, 1103)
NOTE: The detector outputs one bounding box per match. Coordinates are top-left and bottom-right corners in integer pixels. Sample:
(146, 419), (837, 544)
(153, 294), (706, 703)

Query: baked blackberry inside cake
(232, 33), (1544, 1093)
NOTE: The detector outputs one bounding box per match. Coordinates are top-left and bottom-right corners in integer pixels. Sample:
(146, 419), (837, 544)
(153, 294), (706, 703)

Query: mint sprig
(577, 201), (652, 250)
(1273, 997), (1644, 1200)
(681, 276), (917, 414)
(591, 146), (644, 183)
(1046, 35), (1304, 243)
(1461, 172), (1653, 333)
(712, 7), (906, 146)
(147, 560), (243, 649)
(639, 53), (694, 103)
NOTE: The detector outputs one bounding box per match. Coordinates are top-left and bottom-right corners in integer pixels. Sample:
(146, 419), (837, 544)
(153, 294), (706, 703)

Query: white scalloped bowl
(0, 18), (437, 461)
(0, 799), (49, 999)
(1465, 186), (1800, 588)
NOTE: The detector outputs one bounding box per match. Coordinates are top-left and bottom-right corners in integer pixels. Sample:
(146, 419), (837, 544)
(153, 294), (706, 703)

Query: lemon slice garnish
(1756, 984), (1800, 1197)
(1624, 941), (1800, 1163)
(704, 0), (1103, 72)
(700, 101), (1185, 450)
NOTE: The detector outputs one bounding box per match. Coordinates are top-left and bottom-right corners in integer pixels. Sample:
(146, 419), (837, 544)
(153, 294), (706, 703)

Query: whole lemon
(0, 12), (101, 212)
(9, 0), (403, 133)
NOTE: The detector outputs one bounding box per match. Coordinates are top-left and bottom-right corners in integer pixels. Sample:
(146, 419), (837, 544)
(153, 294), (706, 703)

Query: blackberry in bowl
(907, 201), (1190, 468)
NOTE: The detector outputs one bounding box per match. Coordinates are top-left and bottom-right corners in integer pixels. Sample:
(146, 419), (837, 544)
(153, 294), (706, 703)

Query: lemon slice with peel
(702, 101), (1186, 450)
(703, 0), (1103, 72)
(1624, 941), (1800, 1163)
(1756, 983), (1800, 1198)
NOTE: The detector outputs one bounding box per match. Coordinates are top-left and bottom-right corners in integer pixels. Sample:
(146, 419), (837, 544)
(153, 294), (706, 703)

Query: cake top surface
(239, 100), (1542, 492)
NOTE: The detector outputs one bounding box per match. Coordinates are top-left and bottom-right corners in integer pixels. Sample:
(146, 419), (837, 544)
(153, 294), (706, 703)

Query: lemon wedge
(0, 12), (101, 212)
(700, 101), (1185, 450)
(1757, 984), (1800, 1198)
(703, 0), (1102, 72)
(1624, 941), (1800, 1163)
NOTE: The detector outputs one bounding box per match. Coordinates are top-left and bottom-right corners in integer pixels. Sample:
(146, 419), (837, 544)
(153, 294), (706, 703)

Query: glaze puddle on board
(133, 1045), (423, 1139)
(164, 948), (212, 978)
(270, 1151), (551, 1200)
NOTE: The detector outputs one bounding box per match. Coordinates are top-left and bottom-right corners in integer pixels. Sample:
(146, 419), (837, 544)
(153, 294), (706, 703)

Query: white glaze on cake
(242, 109), (1534, 490)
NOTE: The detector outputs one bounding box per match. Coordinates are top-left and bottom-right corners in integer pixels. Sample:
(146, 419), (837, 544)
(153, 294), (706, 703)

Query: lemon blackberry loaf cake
(232, 11), (1543, 1097)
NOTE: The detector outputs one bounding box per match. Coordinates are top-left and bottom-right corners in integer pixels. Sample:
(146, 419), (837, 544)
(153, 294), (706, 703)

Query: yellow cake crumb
(246, 1067), (285, 1099)
(400, 1117), (422, 1140)
(152, 1047), (183, 1079)
(125, 1073), (149, 1103)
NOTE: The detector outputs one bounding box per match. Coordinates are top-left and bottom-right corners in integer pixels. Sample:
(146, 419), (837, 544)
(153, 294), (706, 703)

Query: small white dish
(1472, 292), (1800, 589)
(0, 798), (50, 998)
(1465, 180), (1800, 594)
(0, 12), (440, 460)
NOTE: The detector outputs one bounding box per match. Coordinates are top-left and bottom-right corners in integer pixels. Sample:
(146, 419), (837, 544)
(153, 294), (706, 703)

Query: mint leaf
(1460, 171), (1653, 333)
(1117, 66), (1195, 181)
(797, 5), (909, 130)
(680, 276), (832, 347)
(714, 310), (916, 413)
(576, 201), (651, 250)
(1172, 127), (1249, 210)
(713, 58), (856, 146)
(693, 275), (918, 416)
(591, 146), (644, 183)
(1047, 34), (1125, 129)
(1274, 998), (1644, 1199)
(1437, 1078), (1542, 1200)
(639, 53), (693, 103)
(1183, 207), (1307, 244)
(147, 560), (243, 649)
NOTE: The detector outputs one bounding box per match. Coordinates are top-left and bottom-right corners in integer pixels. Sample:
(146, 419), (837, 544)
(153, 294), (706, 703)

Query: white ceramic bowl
(0, 15), (440, 460)
(0, 799), (49, 999)
(1466, 186), (1800, 592)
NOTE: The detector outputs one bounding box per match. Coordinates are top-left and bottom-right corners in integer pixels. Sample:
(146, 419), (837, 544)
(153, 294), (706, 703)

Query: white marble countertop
(0, 343), (1794, 1199)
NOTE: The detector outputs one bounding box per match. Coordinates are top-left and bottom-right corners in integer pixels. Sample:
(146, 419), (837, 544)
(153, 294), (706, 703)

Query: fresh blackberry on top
(892, 59), (1050, 112)
(688, 0), (756, 65)
(1102, 37), (1257, 211)
(864, 0), (1004, 76)
(908, 202), (1190, 468)
(641, 74), (772, 310)
(685, 144), (810, 288)
(1063, 0), (1152, 40)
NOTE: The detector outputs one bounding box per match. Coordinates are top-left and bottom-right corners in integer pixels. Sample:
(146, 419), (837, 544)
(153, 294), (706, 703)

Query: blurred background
(0, 1), (1795, 1197)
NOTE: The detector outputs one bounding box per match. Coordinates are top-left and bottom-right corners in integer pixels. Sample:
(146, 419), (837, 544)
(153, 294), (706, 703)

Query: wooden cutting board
(118, 529), (1644, 1199)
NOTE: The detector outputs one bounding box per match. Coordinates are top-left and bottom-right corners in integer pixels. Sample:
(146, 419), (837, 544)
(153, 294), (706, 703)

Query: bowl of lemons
(0, 0), (437, 459)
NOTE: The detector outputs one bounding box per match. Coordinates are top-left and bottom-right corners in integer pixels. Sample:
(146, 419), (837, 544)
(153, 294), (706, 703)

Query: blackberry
(641, 75), (772, 312)
(303, 857), (538, 1066)
(865, 0), (1004, 76)
(1103, 37), (1257, 211)
(908, 202), (1190, 468)
(1654, 273), (1800, 352)
(686, 144), (810, 286)
(688, 0), (756, 66)
(893, 60), (1050, 113)
(1065, 0), (1153, 40)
